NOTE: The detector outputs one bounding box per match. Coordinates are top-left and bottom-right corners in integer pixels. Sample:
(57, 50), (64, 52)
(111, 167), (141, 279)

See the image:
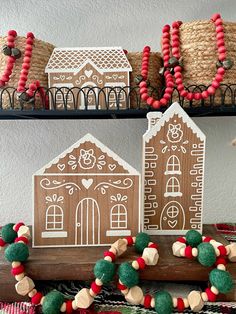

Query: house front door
(80, 82), (98, 110)
(75, 197), (100, 245)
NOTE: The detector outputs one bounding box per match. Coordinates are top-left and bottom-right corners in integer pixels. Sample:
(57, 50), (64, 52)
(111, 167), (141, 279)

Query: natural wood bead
(60, 302), (66, 312)
(15, 276), (35, 296)
(211, 286), (219, 295)
(18, 225), (31, 239)
(150, 297), (155, 308)
(104, 256), (112, 262)
(111, 239), (127, 256)
(109, 247), (117, 255)
(121, 288), (129, 295)
(72, 300), (78, 310)
(141, 297), (145, 305)
(89, 288), (97, 297)
(172, 297), (177, 307)
(132, 260), (139, 270)
(95, 278), (103, 286)
(142, 247), (159, 265)
(123, 238), (128, 245)
(125, 286), (144, 305)
(192, 248), (198, 257)
(183, 298), (189, 308)
(226, 243), (236, 262)
(132, 236), (136, 243)
(180, 247), (186, 257)
(188, 290), (204, 312)
(148, 242), (154, 246)
(12, 261), (21, 268)
(215, 248), (220, 257)
(15, 273), (25, 281)
(172, 241), (186, 257)
(28, 289), (37, 298)
(40, 296), (45, 305)
(217, 264), (226, 271)
(201, 292), (208, 302)
(75, 288), (94, 309)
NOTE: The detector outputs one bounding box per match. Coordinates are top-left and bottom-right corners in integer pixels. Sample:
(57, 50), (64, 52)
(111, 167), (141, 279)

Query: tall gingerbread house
(143, 102), (206, 234)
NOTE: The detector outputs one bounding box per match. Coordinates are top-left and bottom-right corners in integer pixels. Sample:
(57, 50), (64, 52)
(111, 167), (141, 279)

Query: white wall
(0, 0), (236, 225)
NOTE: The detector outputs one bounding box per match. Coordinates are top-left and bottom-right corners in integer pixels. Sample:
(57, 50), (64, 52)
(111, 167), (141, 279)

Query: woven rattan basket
(175, 20), (236, 106)
(0, 36), (55, 109)
(127, 52), (163, 108)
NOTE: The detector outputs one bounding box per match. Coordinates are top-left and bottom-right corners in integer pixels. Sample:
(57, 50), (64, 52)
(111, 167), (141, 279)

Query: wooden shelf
(0, 225), (236, 302)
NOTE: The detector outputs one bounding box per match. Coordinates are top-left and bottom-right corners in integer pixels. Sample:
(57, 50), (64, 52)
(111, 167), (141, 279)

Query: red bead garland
(177, 297), (185, 312)
(143, 294), (152, 308)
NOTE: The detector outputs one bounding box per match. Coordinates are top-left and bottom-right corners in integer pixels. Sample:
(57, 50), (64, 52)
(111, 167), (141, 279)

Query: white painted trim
(106, 230), (131, 236)
(145, 229), (202, 235)
(35, 133), (140, 175)
(143, 102), (206, 142)
(32, 243), (126, 248)
(34, 173), (138, 176)
(46, 68), (131, 74)
(41, 231), (68, 238)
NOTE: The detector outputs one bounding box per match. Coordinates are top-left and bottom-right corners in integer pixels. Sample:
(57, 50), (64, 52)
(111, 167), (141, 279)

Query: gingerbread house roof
(144, 102), (206, 142)
(35, 133), (139, 175)
(45, 47), (132, 73)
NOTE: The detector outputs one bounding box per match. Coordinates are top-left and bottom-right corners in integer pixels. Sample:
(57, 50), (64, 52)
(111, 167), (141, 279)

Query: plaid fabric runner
(215, 223), (236, 242)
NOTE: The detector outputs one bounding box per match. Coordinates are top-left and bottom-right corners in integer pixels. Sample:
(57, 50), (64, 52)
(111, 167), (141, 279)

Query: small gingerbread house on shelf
(33, 134), (140, 248)
(143, 102), (206, 235)
(45, 47), (132, 110)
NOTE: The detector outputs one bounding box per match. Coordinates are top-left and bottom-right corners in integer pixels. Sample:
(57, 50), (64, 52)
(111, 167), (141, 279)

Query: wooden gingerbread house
(33, 134), (140, 247)
(143, 102), (206, 234)
(45, 47), (132, 110)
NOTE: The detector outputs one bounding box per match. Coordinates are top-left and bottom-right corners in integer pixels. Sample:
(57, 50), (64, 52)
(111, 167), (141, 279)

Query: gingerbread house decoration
(143, 102), (206, 235)
(45, 47), (132, 110)
(33, 134), (140, 247)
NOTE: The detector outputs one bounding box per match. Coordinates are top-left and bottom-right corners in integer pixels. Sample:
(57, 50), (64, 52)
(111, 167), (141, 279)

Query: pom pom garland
(5, 242), (29, 262)
(93, 259), (115, 284)
(186, 230), (202, 247)
(1, 223), (17, 243)
(42, 290), (64, 314)
(135, 232), (151, 253)
(197, 242), (216, 267)
(154, 290), (173, 314)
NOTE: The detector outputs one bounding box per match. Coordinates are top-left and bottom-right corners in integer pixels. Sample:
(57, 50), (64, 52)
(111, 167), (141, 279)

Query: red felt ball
(104, 251), (116, 261)
(125, 236), (134, 246)
(218, 245), (227, 257)
(185, 246), (193, 259)
(176, 237), (186, 244)
(8, 30), (17, 37)
(211, 13), (221, 22)
(27, 32), (35, 39)
(0, 238), (6, 247)
(11, 264), (24, 276)
(15, 236), (29, 244)
(149, 243), (158, 250)
(117, 282), (127, 291)
(205, 287), (217, 302)
(177, 298), (185, 312)
(91, 281), (102, 294)
(215, 257), (227, 266)
(66, 300), (73, 313)
(136, 257), (146, 270)
(31, 292), (43, 305)
(144, 294), (152, 308)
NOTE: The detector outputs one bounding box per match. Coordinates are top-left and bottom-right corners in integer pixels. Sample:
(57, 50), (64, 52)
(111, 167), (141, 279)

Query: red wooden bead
(218, 245), (227, 256)
(219, 52), (226, 61)
(160, 98), (168, 106)
(22, 63), (30, 70)
(163, 48), (170, 56)
(175, 78), (182, 85)
(172, 47), (179, 55)
(163, 92), (171, 101)
(136, 257), (146, 270)
(8, 56), (16, 63)
(215, 257), (227, 266)
(148, 243), (158, 250)
(6, 63), (14, 71)
(186, 92), (194, 101)
(17, 87), (25, 92)
(24, 51), (32, 57)
(0, 80), (5, 87)
(185, 246), (193, 259)
(172, 34), (179, 42)
(215, 18), (223, 26)
(152, 100), (161, 109)
(215, 74), (223, 83)
(174, 72), (182, 79)
(140, 87), (148, 95)
(205, 287), (217, 302)
(162, 25), (170, 32)
(216, 32), (224, 40)
(177, 84), (184, 92)
(143, 52), (150, 58)
(11, 264), (25, 276)
(177, 297), (185, 312)
(174, 66), (182, 73)
(212, 80), (220, 89)
(104, 251), (116, 261)
(193, 92), (202, 100)
(218, 46), (226, 54)
(27, 90), (34, 97)
(216, 25), (224, 33)
(8, 30), (17, 37)
(25, 44), (33, 52)
(144, 294), (152, 308)
(18, 81), (26, 88)
(27, 32), (35, 39)
(211, 13), (221, 22)
(172, 41), (179, 48)
(142, 56), (149, 62)
(3, 69), (11, 76)
(117, 282), (127, 291)
(26, 38), (34, 45)
(141, 70), (148, 77)
(7, 42), (14, 49)
(21, 69), (28, 76)
(162, 38), (170, 45)
(143, 46), (151, 53)
(141, 93), (149, 101)
(0, 238), (6, 247)
(31, 292), (43, 305)
(147, 97), (154, 106)
(165, 87), (173, 94)
(201, 90), (209, 99)
(139, 81), (147, 88)
(167, 81), (174, 88)
(7, 35), (15, 43)
(20, 75), (28, 82)
(141, 65), (148, 72)
(162, 32), (170, 39)
(23, 57), (31, 64)
(172, 21), (180, 28)
(180, 90), (188, 97)
(217, 39), (225, 48)
(172, 29), (179, 36)
(217, 67), (225, 75)
(176, 237), (186, 244)
(91, 281), (102, 294)
(29, 83), (37, 91)
(207, 86), (216, 95)
(66, 300), (73, 313)
(125, 236), (134, 246)
(15, 236), (29, 244)
(1, 75), (9, 82)
(163, 43), (170, 50)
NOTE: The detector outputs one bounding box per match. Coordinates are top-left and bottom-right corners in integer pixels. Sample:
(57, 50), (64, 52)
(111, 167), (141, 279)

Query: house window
(164, 177), (183, 197)
(105, 83), (126, 108)
(164, 155), (181, 175)
(110, 204), (127, 229)
(46, 205), (64, 230)
(53, 83), (74, 109)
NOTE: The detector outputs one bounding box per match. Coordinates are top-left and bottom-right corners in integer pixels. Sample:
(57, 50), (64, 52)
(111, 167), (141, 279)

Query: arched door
(75, 198), (100, 245)
(160, 201), (185, 230)
(80, 82), (97, 109)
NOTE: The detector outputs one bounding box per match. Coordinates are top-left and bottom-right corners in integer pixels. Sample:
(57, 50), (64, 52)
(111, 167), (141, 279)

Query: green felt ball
(154, 290), (173, 314)
(209, 269), (233, 293)
(186, 230), (202, 247)
(94, 259), (115, 284)
(197, 242), (216, 267)
(135, 232), (151, 253)
(5, 242), (29, 262)
(118, 262), (139, 288)
(42, 290), (64, 314)
(1, 223), (17, 243)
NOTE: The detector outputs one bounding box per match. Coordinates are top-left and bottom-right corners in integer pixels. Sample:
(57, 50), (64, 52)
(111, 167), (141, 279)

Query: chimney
(147, 112), (163, 131)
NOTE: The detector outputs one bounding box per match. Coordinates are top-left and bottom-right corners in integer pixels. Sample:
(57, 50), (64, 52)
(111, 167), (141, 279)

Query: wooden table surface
(0, 224), (236, 302)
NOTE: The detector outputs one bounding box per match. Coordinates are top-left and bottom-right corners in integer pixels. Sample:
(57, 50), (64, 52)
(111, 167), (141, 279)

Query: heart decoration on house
(108, 164), (117, 171)
(85, 70), (93, 78)
(60, 75), (65, 81)
(171, 145), (177, 151)
(82, 178), (93, 189)
(168, 220), (177, 229)
(57, 164), (65, 171)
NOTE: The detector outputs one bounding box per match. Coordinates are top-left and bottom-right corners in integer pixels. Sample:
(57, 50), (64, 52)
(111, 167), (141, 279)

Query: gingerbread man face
(167, 124), (183, 143)
(78, 149), (96, 169)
